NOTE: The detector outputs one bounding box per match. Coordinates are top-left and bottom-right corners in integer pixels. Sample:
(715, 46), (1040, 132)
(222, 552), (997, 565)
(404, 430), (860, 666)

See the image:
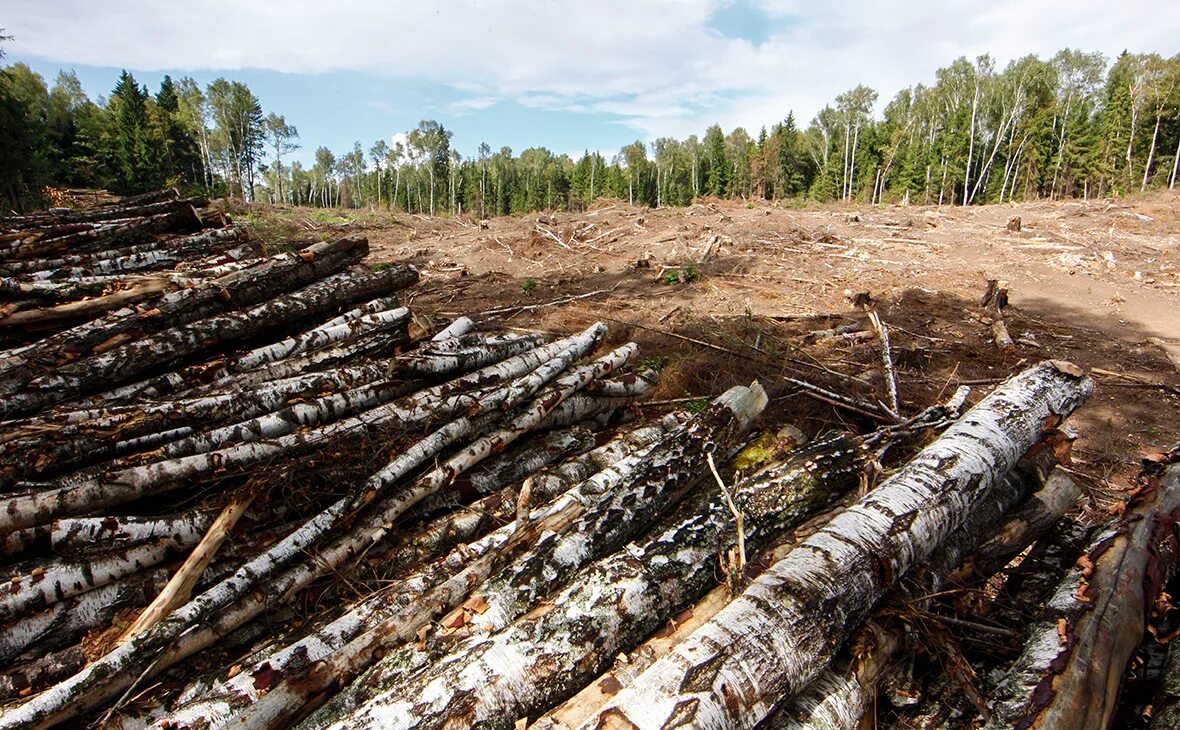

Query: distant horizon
(5, 0), (1178, 166)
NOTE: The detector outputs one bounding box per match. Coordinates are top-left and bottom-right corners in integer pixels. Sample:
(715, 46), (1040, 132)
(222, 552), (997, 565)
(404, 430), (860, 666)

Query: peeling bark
(582, 361), (1092, 729)
(985, 460), (1180, 729)
(949, 466), (1082, 584)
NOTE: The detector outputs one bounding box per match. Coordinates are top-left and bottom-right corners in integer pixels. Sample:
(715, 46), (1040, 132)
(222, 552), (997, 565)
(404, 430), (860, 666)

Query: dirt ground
(245, 192), (1180, 504)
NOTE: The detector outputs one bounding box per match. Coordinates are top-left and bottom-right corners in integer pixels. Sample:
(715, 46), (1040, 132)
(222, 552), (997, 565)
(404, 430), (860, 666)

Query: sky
(3, 0), (1178, 166)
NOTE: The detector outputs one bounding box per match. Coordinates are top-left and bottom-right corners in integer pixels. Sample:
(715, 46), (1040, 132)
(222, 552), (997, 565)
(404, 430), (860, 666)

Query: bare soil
(244, 193), (1180, 502)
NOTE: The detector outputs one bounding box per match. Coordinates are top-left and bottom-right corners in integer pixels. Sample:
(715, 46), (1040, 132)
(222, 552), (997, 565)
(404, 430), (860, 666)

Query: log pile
(0, 191), (1171, 729)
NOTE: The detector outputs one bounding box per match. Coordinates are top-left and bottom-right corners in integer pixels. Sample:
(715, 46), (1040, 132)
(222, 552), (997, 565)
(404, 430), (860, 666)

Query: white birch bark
(0, 326), (608, 728)
(332, 433), (867, 730)
(228, 306), (410, 371)
(0, 539), (196, 623)
(0, 328), (594, 531)
(582, 361), (1092, 729)
(185, 387), (761, 730)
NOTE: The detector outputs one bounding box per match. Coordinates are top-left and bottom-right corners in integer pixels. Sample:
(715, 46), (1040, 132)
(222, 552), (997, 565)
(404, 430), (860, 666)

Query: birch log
(581, 360), (1092, 729)
(333, 433), (870, 730)
(985, 459), (1180, 729)
(0, 363), (400, 485)
(0, 570), (168, 665)
(0, 538), (197, 623)
(761, 623), (905, 730)
(297, 387), (767, 729)
(11, 264), (418, 414)
(385, 414), (686, 578)
(227, 306), (411, 372)
(11, 227), (248, 278)
(948, 466), (1082, 584)
(0, 329), (582, 530)
(0, 326), (607, 728)
(166, 386), (763, 730)
(0, 237), (369, 396)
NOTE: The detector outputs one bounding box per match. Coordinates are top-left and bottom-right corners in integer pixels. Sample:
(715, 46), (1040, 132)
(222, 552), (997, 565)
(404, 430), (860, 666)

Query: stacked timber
(0, 191), (1168, 729)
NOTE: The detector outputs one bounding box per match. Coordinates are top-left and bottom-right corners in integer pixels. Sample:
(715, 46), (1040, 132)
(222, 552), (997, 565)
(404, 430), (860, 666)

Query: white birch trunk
(581, 361), (1092, 729)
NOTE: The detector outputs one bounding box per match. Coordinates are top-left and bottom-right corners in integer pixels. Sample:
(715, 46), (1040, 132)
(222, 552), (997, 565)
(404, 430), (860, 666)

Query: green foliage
(521, 277), (539, 292)
(684, 396), (711, 414)
(636, 355), (670, 371)
(661, 263), (699, 285)
(4, 47), (1180, 213)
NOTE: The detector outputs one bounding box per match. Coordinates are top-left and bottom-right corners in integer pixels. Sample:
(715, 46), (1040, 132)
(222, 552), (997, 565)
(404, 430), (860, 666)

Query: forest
(1, 39), (1178, 215)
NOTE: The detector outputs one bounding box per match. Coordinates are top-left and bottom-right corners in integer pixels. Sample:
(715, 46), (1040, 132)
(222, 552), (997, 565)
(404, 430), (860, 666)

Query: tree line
(2, 40), (1178, 214)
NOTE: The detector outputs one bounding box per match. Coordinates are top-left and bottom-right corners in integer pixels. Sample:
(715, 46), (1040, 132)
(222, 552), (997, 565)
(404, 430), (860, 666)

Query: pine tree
(108, 70), (158, 193)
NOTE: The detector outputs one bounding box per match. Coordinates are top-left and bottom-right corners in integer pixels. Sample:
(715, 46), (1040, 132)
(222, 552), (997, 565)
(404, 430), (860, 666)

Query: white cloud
(7, 0), (1179, 140)
(447, 96), (498, 115)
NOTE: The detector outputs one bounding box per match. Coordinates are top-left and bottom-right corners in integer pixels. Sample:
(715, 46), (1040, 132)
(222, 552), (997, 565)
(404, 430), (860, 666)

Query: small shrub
(684, 397), (710, 414)
(521, 277), (539, 292)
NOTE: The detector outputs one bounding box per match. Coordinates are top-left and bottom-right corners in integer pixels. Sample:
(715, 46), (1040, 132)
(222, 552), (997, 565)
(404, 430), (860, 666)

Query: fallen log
(985, 458), (1180, 729)
(14, 227), (249, 279)
(763, 621), (905, 730)
(1151, 625), (1180, 729)
(1, 511), (213, 559)
(0, 326), (609, 728)
(0, 237), (370, 396)
(0, 273), (170, 303)
(0, 191), (187, 227)
(9, 264), (418, 414)
(1, 207), (207, 261)
(138, 419), (669, 729)
(0, 328), (594, 530)
(0, 363), (402, 486)
(388, 414), (686, 577)
(226, 305), (411, 372)
(759, 444), (1080, 730)
(0, 538), (198, 623)
(947, 465), (1082, 584)
(580, 360), (1092, 729)
(334, 433), (870, 730)
(981, 279), (1015, 352)
(116, 493), (255, 645)
(0, 645), (86, 701)
(166, 384), (764, 730)
(409, 426), (597, 517)
(0, 569), (168, 666)
(533, 505), (854, 730)
(0, 276), (177, 330)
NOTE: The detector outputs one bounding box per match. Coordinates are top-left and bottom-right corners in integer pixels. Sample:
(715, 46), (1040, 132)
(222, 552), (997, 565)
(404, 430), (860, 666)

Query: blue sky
(4, 0), (1178, 167)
